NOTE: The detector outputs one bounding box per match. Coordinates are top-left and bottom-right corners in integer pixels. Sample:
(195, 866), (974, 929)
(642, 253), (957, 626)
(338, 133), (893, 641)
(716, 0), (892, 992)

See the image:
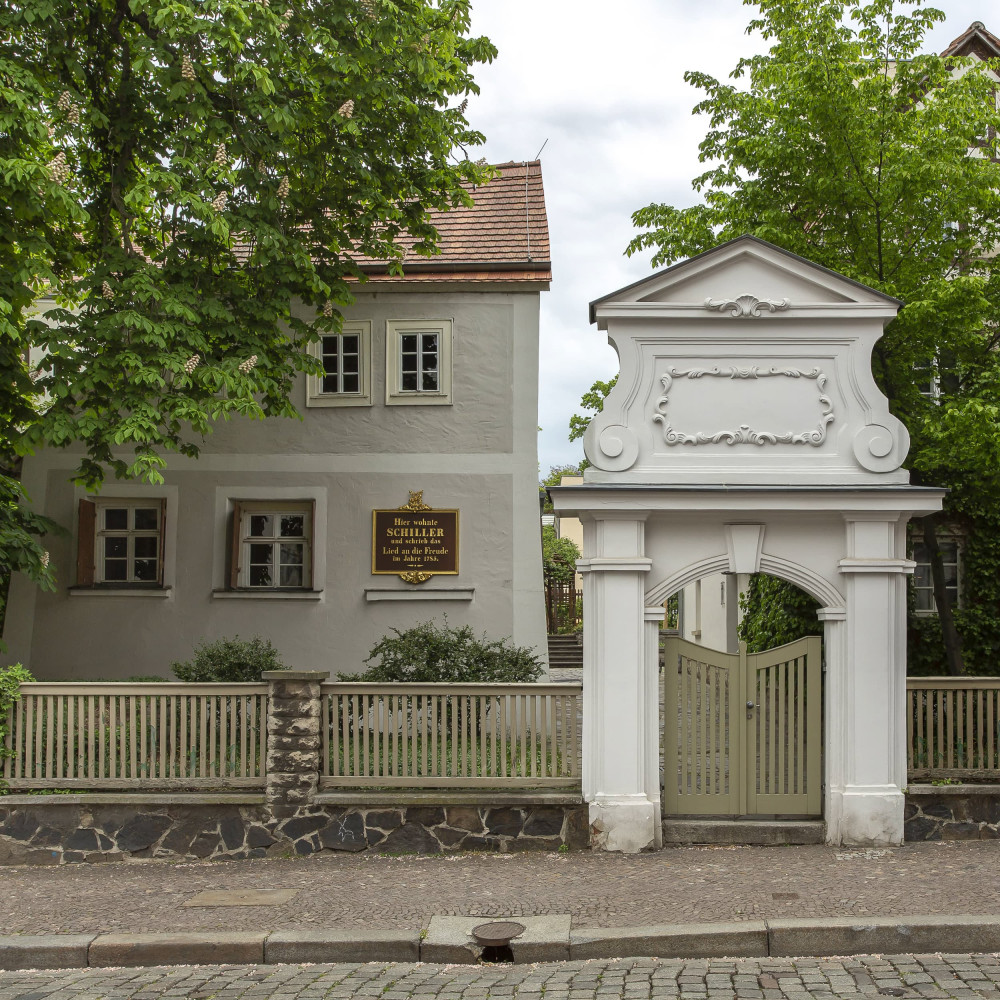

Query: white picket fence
(1, 683), (267, 789)
(320, 682), (583, 789)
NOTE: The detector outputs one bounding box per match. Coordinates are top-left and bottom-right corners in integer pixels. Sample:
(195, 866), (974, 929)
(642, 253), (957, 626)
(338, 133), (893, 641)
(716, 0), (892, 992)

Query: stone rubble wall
(904, 785), (1000, 841)
(0, 801), (590, 865)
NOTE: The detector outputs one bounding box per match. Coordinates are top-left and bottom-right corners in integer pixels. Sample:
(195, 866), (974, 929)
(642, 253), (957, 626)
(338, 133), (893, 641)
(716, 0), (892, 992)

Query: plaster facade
(5, 284), (548, 678)
(552, 237), (945, 851)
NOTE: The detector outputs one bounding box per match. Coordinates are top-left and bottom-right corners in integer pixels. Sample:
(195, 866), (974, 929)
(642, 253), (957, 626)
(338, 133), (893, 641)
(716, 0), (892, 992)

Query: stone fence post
(262, 670), (328, 817)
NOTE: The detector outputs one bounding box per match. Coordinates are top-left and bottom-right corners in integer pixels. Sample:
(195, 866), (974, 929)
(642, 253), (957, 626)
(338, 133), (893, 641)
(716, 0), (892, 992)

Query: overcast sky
(464, 0), (990, 475)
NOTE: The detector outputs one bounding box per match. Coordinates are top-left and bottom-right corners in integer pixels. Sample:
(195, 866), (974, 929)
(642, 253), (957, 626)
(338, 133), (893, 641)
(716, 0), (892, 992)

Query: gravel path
(1, 841), (998, 936)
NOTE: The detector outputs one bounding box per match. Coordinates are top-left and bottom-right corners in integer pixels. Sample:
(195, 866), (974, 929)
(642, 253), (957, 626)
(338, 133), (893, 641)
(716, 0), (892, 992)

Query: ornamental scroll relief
(704, 295), (790, 318)
(653, 366), (835, 447)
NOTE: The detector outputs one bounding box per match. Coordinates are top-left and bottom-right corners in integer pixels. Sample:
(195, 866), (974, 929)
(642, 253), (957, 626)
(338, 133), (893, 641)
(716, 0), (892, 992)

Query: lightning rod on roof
(534, 138), (549, 160)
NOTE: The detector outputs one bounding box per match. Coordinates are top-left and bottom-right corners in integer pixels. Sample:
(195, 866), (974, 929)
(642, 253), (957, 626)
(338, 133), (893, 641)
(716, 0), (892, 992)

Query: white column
(644, 606), (666, 849)
(579, 513), (654, 852)
(831, 514), (913, 846)
(816, 606), (846, 843)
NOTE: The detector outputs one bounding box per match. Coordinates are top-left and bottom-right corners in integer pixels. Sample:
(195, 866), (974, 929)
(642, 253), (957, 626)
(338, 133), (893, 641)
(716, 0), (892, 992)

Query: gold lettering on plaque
(371, 492), (459, 585)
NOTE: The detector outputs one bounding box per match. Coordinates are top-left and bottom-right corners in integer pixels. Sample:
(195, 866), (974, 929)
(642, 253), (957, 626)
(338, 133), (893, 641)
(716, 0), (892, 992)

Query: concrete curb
(0, 935), (96, 970)
(264, 929), (421, 964)
(5, 915), (1000, 970)
(88, 932), (266, 968)
(570, 922), (768, 960)
(768, 915), (1000, 958)
(422, 915), (572, 964)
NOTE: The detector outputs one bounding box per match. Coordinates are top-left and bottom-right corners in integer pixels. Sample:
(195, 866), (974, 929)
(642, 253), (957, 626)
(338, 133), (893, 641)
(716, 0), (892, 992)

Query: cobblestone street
(4, 953), (1000, 999)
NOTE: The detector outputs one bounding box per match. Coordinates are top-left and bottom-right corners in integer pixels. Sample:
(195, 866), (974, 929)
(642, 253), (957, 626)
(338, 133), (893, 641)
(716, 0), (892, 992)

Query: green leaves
(1, 0), (494, 592)
(624, 1), (1000, 672)
(568, 376), (618, 444)
(738, 575), (820, 653)
(541, 525), (580, 586)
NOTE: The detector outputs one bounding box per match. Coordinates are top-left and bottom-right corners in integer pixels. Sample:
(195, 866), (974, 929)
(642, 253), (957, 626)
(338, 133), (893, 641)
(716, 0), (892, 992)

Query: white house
(5, 161), (551, 679)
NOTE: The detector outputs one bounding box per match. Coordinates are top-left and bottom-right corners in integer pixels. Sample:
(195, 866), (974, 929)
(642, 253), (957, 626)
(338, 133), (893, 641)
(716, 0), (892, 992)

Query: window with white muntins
(385, 319), (453, 405)
(95, 501), (163, 584)
(912, 535), (962, 615)
(306, 321), (371, 406)
(232, 501), (313, 590)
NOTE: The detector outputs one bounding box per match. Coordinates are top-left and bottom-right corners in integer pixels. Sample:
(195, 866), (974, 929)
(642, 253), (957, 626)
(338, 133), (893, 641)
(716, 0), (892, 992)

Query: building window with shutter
(306, 320), (372, 407)
(229, 500), (314, 590)
(76, 497), (168, 588)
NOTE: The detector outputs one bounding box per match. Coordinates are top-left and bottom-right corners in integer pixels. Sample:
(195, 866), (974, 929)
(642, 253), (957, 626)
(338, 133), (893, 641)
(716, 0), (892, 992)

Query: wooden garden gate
(663, 636), (823, 817)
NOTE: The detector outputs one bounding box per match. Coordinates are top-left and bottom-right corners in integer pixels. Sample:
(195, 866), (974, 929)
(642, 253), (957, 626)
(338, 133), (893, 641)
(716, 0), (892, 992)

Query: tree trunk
(922, 516), (964, 676)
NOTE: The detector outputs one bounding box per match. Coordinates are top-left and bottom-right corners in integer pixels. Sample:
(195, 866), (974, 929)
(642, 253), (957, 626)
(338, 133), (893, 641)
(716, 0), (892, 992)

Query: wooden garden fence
(544, 581), (583, 634)
(1, 683), (267, 790)
(320, 682), (583, 789)
(907, 677), (1000, 780)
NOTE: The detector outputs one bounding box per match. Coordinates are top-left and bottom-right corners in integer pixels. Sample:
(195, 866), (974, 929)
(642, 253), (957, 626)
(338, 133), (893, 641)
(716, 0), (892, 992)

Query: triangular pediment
(581, 235), (910, 486)
(590, 236), (899, 325)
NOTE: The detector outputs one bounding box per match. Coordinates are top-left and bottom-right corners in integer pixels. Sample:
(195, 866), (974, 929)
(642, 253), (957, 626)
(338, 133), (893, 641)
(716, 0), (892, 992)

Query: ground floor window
(230, 500), (314, 590)
(77, 498), (166, 587)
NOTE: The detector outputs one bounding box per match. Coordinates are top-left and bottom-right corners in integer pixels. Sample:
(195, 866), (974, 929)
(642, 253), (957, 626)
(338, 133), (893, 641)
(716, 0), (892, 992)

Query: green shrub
(0, 663), (33, 792)
(344, 618), (543, 684)
(542, 524), (580, 584)
(171, 635), (287, 683)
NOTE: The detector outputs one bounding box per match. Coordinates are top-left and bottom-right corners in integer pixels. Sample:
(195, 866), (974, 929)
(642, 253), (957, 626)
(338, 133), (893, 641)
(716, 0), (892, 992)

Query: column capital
(582, 511), (651, 523)
(838, 558), (915, 575)
(577, 557), (653, 574)
(644, 606), (667, 623)
(841, 512), (904, 523)
(262, 670), (329, 682)
(816, 606), (847, 621)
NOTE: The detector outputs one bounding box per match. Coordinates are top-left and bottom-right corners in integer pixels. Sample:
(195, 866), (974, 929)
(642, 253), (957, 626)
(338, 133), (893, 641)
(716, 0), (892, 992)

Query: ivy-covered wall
(737, 575), (820, 653)
(738, 506), (1000, 675)
(907, 507), (1000, 677)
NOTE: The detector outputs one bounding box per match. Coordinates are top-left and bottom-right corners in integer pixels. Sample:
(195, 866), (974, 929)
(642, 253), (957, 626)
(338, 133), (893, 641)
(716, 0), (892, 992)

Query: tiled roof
(353, 160), (551, 284)
(941, 21), (1000, 60)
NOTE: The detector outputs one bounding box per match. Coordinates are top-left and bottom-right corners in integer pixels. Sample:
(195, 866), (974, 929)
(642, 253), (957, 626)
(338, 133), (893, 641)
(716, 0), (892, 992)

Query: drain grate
(472, 921), (526, 964)
(472, 920), (526, 946)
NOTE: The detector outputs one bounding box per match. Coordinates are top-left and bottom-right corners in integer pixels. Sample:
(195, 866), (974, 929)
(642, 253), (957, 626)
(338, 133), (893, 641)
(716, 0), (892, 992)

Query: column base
(589, 795), (658, 853)
(826, 786), (904, 846)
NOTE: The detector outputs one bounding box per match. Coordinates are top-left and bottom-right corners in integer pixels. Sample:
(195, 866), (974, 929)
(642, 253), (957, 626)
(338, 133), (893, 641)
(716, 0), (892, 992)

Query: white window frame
(212, 487), (326, 600)
(385, 318), (453, 405)
(236, 500), (313, 591)
(911, 532), (963, 617)
(306, 320), (372, 407)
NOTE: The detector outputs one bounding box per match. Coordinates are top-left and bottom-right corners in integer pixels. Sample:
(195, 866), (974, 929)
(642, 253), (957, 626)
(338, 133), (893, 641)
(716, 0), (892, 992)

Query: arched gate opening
(550, 237), (944, 851)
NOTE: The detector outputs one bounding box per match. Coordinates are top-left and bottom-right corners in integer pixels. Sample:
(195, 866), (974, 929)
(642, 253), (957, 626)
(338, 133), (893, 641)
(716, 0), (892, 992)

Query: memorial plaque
(372, 491), (459, 584)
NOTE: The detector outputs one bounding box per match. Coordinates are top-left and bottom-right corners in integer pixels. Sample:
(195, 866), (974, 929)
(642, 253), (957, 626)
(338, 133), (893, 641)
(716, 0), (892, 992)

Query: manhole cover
(472, 920), (526, 946)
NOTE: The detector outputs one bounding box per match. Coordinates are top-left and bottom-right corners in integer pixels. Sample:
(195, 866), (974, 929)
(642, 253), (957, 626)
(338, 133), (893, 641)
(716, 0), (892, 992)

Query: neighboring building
(5, 161), (551, 679)
(553, 475), (584, 587)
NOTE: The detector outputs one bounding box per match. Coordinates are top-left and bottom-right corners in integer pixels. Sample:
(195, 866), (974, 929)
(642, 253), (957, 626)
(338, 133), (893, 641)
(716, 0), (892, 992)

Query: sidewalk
(2, 840), (998, 938)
